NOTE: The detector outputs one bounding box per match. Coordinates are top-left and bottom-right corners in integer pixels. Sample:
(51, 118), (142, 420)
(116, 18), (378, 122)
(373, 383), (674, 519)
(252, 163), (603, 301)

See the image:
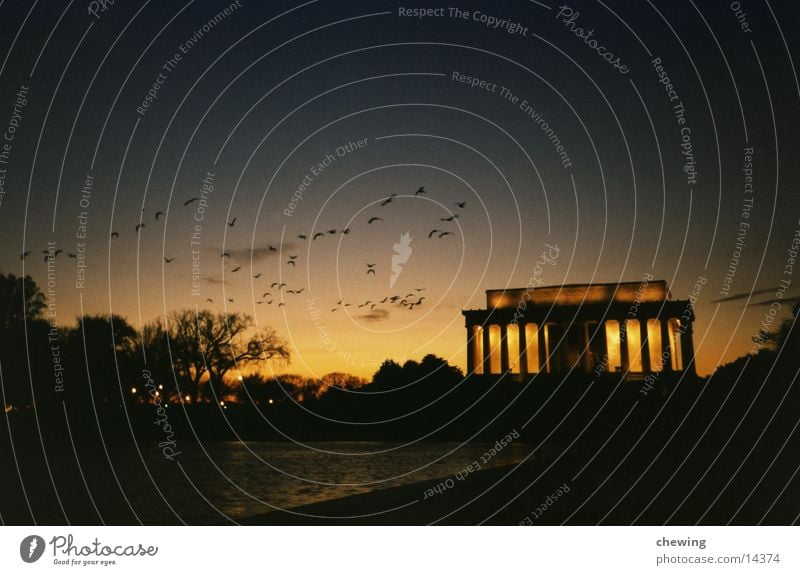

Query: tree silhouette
(66, 314), (138, 407)
(752, 302), (798, 353)
(165, 309), (289, 402)
(0, 272), (45, 330)
(0, 273), (48, 408)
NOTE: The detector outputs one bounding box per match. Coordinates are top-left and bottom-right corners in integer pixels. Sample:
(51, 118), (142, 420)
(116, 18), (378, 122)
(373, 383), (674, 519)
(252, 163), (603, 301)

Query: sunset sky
(1, 0), (798, 378)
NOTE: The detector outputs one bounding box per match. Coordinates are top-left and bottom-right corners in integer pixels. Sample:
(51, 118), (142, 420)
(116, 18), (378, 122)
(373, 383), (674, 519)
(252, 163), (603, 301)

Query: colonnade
(466, 317), (695, 376)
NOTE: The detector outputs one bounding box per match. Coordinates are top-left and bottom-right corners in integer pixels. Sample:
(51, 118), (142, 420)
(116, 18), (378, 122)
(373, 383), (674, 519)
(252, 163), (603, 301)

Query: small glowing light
(158, 384), (163, 390)
(184, 395), (191, 402)
(237, 374), (243, 382)
(154, 391), (160, 396)
(268, 398), (274, 405)
(130, 387), (137, 394)
(220, 400), (225, 406)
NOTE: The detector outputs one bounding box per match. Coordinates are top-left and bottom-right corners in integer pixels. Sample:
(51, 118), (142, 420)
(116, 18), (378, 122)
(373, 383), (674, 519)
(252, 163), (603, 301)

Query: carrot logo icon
(20, 535), (45, 563)
(390, 232), (413, 288)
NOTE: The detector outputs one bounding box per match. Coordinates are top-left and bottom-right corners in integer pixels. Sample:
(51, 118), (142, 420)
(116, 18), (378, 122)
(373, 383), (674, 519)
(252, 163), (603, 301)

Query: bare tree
(166, 309), (289, 402)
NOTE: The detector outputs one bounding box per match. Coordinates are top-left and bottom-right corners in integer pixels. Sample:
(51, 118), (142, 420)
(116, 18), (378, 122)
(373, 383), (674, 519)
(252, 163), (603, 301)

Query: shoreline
(241, 460), (566, 525)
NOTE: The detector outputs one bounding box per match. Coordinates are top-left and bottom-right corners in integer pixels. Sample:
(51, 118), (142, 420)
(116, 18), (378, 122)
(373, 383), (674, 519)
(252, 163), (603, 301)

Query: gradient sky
(0, 0), (798, 378)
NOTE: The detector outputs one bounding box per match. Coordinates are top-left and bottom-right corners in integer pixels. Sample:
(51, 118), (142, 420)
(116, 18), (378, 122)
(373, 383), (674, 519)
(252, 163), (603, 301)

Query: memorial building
(462, 280), (695, 378)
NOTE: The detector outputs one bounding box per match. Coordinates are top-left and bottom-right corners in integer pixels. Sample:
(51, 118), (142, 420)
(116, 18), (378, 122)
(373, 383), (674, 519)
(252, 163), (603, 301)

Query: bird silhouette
(278, 302), (285, 308)
(227, 217), (237, 227)
(228, 298), (234, 303)
(221, 252), (231, 258)
(135, 223), (146, 232)
(20, 251), (31, 260)
(380, 194), (397, 206)
(206, 298), (214, 303)
(262, 292), (271, 298)
(367, 217), (382, 224)
(164, 257), (174, 263)
(456, 201), (466, 208)
(298, 234), (307, 240)
(341, 228), (351, 234)
(287, 288), (304, 294)
(365, 263), (376, 275)
(428, 229), (442, 238)
(327, 229), (337, 235)
(287, 255), (298, 266)
(183, 197), (199, 206)
(440, 215), (459, 222)
(415, 186), (426, 195)
(313, 232), (325, 240)
(266, 300), (273, 305)
(155, 211), (165, 220)
(256, 300), (264, 304)
(370, 303), (378, 310)
(438, 231), (453, 238)
(414, 288), (425, 292)
(271, 282), (280, 288)
(230, 266), (241, 272)
(268, 245), (277, 252)
(331, 307), (338, 312)
(253, 272), (262, 278)
(111, 231), (119, 239)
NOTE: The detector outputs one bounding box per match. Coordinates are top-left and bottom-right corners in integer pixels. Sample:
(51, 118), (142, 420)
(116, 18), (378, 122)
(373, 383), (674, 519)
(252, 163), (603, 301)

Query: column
(639, 318), (651, 372)
(538, 324), (548, 373)
(596, 321), (608, 371)
(661, 319), (673, 371)
(466, 324), (475, 373)
(681, 319), (696, 376)
(483, 324), (492, 374)
(619, 319), (630, 372)
(582, 322), (593, 372)
(500, 323), (510, 373)
(518, 322), (528, 376)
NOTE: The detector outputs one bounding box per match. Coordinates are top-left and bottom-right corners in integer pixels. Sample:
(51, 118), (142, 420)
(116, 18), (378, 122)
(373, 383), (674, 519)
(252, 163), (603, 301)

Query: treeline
(0, 271), (464, 426)
(1, 271), (798, 447)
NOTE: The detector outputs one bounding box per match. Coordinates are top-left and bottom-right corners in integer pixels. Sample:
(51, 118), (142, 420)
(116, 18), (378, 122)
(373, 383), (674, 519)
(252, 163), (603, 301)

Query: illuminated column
(619, 319), (630, 372)
(518, 322), (528, 376)
(500, 324), (510, 373)
(639, 318), (651, 372)
(466, 324), (476, 373)
(483, 324), (492, 374)
(538, 324), (548, 373)
(661, 319), (673, 371)
(596, 321), (608, 369)
(681, 319), (696, 376)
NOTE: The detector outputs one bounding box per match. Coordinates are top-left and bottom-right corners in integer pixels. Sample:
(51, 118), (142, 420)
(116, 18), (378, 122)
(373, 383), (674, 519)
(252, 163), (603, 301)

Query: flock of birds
(330, 289), (427, 313)
(20, 186), (468, 317)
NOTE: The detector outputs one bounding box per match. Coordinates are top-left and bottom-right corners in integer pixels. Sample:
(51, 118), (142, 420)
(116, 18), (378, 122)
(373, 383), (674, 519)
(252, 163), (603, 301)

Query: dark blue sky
(0, 0), (798, 376)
